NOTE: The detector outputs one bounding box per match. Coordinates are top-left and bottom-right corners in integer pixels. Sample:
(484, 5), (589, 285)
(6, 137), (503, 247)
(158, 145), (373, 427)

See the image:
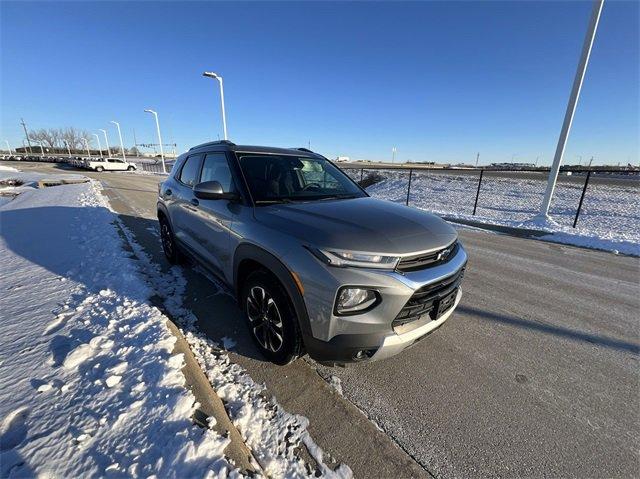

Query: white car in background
(85, 158), (137, 172)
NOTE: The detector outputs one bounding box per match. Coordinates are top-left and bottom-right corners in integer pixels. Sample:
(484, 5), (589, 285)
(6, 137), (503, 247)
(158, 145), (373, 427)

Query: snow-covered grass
(0, 171), (351, 478)
(354, 170), (640, 255)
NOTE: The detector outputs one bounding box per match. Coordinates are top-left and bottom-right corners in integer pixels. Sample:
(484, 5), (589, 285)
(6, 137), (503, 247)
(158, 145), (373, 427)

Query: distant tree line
(24, 126), (139, 155)
(28, 127), (92, 150)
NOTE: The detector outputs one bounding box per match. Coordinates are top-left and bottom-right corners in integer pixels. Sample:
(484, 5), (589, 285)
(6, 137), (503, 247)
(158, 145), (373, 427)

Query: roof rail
(189, 140), (236, 150)
(295, 147), (314, 153)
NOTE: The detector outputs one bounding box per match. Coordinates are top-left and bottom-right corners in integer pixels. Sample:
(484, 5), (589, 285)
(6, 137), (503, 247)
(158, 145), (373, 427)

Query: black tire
(159, 216), (180, 264)
(241, 269), (303, 365)
(96, 166), (104, 172)
(127, 165), (135, 171)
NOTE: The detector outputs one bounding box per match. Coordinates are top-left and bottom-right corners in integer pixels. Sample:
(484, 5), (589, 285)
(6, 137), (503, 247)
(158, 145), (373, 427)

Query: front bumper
(294, 243), (468, 364)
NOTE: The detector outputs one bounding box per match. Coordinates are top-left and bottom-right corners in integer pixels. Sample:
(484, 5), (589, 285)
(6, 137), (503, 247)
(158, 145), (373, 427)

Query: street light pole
(20, 118), (33, 154)
(64, 140), (72, 158)
(4, 140), (11, 154)
(93, 134), (103, 159)
(202, 71), (228, 140)
(99, 129), (111, 157)
(144, 109), (166, 173)
(110, 121), (127, 161)
(539, 0), (604, 217)
(83, 138), (91, 158)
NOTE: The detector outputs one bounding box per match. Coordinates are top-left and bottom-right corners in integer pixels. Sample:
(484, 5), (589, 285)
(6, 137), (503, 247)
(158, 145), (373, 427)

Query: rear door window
(178, 154), (203, 187)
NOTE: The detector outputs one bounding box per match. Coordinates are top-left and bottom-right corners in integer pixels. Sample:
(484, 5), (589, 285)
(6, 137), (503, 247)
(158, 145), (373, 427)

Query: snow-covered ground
(355, 170), (639, 256)
(0, 170), (350, 478)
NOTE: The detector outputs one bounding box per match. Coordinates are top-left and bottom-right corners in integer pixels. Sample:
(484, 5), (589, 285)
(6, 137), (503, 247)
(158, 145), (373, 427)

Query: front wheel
(241, 270), (303, 365)
(127, 165), (135, 171)
(95, 166), (104, 172)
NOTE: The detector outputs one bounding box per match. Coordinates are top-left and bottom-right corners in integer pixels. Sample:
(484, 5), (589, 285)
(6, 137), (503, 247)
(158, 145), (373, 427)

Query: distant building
(335, 156), (350, 162)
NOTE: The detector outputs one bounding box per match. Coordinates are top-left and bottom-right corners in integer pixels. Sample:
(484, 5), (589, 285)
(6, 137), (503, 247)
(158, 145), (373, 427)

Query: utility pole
(392, 147), (396, 164)
(588, 156), (593, 167)
(20, 118), (33, 154)
(539, 0), (604, 217)
(475, 152), (480, 167)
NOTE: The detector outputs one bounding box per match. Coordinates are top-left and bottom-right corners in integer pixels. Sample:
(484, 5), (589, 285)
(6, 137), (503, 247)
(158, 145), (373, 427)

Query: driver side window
(200, 152), (235, 192)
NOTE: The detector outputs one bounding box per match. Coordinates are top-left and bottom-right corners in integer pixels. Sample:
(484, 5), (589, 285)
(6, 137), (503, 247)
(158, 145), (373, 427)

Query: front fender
(233, 243), (312, 338)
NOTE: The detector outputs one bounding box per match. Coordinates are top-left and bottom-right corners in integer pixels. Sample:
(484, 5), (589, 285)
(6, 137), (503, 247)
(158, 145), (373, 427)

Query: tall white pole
(4, 140), (11, 154)
(539, 0), (604, 217)
(83, 138), (91, 157)
(203, 72), (228, 140)
(64, 140), (72, 158)
(93, 134), (103, 159)
(218, 77), (228, 140)
(145, 109), (166, 173)
(110, 121), (126, 161)
(99, 129), (111, 157)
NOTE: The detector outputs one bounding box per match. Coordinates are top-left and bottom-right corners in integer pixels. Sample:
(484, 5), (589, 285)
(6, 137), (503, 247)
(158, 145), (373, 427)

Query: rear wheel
(159, 217), (180, 264)
(95, 166), (104, 172)
(127, 165), (135, 171)
(241, 269), (303, 365)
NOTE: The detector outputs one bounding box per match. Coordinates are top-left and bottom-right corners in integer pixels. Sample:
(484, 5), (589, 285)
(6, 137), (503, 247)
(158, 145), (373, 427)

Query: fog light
(335, 287), (379, 315)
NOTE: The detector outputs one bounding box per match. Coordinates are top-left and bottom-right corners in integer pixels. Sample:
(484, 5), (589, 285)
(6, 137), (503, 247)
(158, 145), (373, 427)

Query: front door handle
(191, 198), (199, 206)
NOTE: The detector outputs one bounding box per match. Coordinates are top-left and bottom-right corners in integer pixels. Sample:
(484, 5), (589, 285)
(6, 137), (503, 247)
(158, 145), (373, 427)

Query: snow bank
(362, 170), (639, 255)
(0, 182), (239, 477)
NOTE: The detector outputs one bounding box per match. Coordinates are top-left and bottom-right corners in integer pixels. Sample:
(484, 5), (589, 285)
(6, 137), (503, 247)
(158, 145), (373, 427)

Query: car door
(170, 153), (204, 254)
(184, 151), (238, 274)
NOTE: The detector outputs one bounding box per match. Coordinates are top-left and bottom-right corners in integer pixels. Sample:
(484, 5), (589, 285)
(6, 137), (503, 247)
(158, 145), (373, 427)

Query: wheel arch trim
(233, 243), (312, 337)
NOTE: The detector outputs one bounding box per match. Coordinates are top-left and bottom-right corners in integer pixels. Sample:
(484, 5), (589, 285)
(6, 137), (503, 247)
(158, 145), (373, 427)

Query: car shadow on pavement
(457, 305), (639, 354)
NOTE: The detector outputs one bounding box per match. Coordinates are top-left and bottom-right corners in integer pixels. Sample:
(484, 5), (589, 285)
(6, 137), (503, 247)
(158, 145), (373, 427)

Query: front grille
(396, 242), (459, 272)
(393, 267), (465, 328)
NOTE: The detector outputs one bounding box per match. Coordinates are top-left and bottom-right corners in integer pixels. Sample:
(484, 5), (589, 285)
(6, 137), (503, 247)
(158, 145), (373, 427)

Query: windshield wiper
(316, 194), (360, 201)
(254, 198), (296, 205)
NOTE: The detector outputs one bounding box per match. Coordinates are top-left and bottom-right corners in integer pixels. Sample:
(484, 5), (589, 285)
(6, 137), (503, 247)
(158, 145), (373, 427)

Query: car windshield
(237, 154), (365, 204)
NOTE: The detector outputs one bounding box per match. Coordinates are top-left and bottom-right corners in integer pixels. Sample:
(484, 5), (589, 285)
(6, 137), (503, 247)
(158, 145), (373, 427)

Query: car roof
(188, 141), (324, 158)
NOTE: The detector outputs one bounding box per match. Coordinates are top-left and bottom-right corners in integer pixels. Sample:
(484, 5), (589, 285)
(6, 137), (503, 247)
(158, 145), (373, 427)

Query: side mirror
(193, 181), (239, 201)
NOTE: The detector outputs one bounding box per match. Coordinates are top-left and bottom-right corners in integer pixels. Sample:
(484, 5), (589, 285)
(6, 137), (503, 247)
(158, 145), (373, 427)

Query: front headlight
(315, 248), (400, 269)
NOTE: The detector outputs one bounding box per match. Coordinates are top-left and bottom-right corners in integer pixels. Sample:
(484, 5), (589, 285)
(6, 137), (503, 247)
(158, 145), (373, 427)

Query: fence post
(406, 169), (413, 206)
(360, 168), (364, 183)
(472, 169), (484, 215)
(573, 170), (592, 228)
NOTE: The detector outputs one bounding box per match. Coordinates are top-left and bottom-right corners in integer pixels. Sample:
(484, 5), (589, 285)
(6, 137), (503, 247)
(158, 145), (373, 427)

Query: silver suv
(157, 141), (467, 365)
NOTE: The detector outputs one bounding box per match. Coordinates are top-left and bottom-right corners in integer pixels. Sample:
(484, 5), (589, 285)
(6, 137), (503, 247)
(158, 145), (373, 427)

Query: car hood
(253, 197), (457, 255)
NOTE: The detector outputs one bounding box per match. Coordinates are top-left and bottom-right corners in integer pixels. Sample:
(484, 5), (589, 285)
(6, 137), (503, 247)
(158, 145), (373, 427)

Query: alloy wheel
(246, 286), (284, 353)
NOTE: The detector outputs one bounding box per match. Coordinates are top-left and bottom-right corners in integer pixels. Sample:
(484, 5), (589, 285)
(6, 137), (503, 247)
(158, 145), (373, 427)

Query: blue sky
(1, 1), (638, 165)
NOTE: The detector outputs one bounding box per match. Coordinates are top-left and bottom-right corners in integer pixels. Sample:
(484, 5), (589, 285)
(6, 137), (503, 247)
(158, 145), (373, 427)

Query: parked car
(86, 158), (137, 172)
(157, 141), (467, 365)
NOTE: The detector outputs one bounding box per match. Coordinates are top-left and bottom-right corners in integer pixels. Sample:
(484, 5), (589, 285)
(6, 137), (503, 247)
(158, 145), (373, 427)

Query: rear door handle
(191, 198), (199, 206)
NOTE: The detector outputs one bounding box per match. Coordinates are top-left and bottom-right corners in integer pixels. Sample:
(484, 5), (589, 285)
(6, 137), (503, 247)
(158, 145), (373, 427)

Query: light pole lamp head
(144, 109), (156, 115)
(110, 121), (119, 127)
(203, 71), (220, 80)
